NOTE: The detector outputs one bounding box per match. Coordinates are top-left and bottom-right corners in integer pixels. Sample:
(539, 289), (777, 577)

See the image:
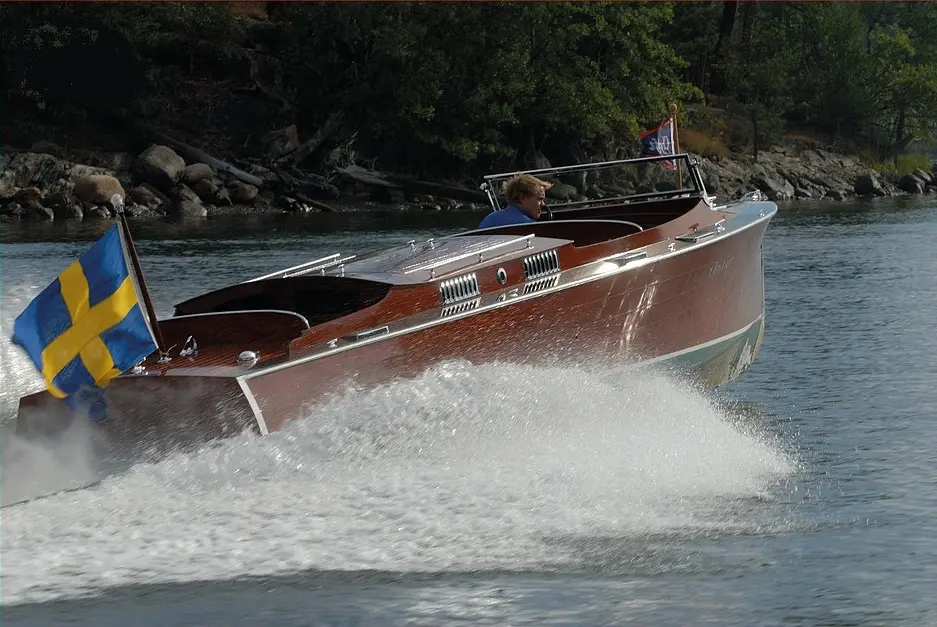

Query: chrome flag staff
(11, 198), (159, 420)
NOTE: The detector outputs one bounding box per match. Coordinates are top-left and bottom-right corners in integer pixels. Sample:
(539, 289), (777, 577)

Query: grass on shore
(679, 127), (728, 158)
(867, 152), (933, 179)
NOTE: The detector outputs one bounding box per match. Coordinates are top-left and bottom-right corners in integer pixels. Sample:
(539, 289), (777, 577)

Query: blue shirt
(478, 203), (535, 229)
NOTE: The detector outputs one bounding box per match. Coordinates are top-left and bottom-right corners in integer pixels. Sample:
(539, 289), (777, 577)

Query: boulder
(897, 173), (925, 194)
(47, 177), (76, 195)
(0, 152), (65, 193)
(85, 206), (112, 219)
(854, 173), (886, 197)
(26, 201), (54, 220)
(129, 185), (167, 211)
(73, 150), (134, 172)
(227, 180), (258, 204)
(913, 168), (932, 185)
(191, 178), (222, 204)
(0, 202), (27, 219)
(134, 145), (185, 191)
(124, 202), (154, 218)
(53, 203), (84, 220)
(172, 200), (208, 217)
(73, 174), (125, 204)
(42, 190), (74, 210)
(13, 187), (43, 203)
(68, 163), (115, 181)
(751, 172), (795, 201)
(182, 163), (215, 185)
(43, 191), (83, 219)
(825, 189), (848, 201)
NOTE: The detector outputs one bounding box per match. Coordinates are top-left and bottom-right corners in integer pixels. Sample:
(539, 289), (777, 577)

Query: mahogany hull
(244, 214), (770, 432)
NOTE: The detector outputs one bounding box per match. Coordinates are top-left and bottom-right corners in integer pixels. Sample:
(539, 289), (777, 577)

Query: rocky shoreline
(699, 144), (936, 203)
(1, 140), (935, 223)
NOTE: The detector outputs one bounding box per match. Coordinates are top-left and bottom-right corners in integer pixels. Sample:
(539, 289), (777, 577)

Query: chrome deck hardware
(523, 275), (559, 295)
(607, 251), (648, 267)
(247, 253), (341, 282)
(441, 298), (480, 318)
(401, 234), (535, 276)
(343, 326), (390, 342)
(439, 273), (480, 305)
(238, 350), (260, 366)
(179, 335), (199, 358)
(523, 249), (560, 280)
(676, 221), (726, 243)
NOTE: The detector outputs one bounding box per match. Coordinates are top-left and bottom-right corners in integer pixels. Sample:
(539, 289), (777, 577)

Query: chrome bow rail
(247, 253), (356, 282)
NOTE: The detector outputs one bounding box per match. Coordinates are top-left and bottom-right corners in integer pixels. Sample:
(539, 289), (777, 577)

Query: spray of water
(1, 419), (102, 507)
(1, 359), (795, 606)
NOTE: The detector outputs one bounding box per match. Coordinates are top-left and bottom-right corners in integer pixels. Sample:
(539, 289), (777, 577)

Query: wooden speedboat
(14, 154), (777, 456)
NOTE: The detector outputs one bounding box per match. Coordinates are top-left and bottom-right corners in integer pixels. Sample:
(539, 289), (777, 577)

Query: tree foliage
(3, 1), (937, 174)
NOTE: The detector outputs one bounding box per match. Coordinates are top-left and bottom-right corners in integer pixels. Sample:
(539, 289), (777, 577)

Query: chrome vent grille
(439, 273), (480, 305)
(523, 275), (559, 295)
(441, 298), (480, 318)
(523, 249), (560, 279)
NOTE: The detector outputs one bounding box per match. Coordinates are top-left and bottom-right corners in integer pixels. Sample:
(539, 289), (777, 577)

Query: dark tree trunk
(752, 111), (760, 162)
(709, 1), (739, 93)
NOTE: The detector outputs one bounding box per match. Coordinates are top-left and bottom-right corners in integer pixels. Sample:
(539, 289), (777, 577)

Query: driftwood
(275, 165), (339, 199)
(159, 135), (265, 188)
(279, 111), (344, 167)
(294, 191), (336, 212)
(336, 164), (488, 204)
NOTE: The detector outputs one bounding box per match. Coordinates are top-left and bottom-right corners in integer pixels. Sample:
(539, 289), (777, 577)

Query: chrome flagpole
(669, 102), (682, 189)
(111, 194), (168, 359)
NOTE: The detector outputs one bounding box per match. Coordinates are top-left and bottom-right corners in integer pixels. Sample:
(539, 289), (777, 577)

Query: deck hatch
(523, 249), (560, 280)
(439, 273), (480, 305)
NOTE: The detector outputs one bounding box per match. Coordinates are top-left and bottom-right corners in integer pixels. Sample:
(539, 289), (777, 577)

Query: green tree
(868, 24), (937, 153)
(717, 3), (795, 161)
(278, 2), (697, 175)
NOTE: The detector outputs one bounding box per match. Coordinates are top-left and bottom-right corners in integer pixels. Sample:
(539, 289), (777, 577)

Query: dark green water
(2, 198), (936, 625)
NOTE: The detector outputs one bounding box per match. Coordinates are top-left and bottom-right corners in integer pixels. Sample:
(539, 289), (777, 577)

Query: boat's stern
(13, 374), (261, 460)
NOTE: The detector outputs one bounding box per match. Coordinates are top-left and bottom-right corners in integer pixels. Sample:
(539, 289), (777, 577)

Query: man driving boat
(478, 173), (553, 228)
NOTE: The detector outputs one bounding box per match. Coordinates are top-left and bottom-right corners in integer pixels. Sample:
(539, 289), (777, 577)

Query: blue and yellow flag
(12, 224), (158, 404)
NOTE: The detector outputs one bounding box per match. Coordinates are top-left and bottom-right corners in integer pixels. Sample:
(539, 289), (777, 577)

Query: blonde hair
(502, 173), (552, 204)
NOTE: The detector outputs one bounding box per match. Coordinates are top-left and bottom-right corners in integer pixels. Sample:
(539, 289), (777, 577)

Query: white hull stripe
(635, 313), (763, 368)
(236, 378), (268, 435)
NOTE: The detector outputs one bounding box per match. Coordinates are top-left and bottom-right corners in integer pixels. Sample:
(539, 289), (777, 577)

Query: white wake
(1, 360), (795, 606)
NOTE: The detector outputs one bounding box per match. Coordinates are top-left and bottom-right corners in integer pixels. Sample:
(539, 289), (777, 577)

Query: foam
(1, 360), (795, 606)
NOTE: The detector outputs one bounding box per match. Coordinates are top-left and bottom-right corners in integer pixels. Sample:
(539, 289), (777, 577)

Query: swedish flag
(12, 224), (158, 405)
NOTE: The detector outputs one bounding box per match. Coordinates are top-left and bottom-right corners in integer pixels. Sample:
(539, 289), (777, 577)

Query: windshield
(481, 153), (705, 212)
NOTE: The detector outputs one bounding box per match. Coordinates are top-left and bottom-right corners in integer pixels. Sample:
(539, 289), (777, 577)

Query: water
(2, 198), (936, 625)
